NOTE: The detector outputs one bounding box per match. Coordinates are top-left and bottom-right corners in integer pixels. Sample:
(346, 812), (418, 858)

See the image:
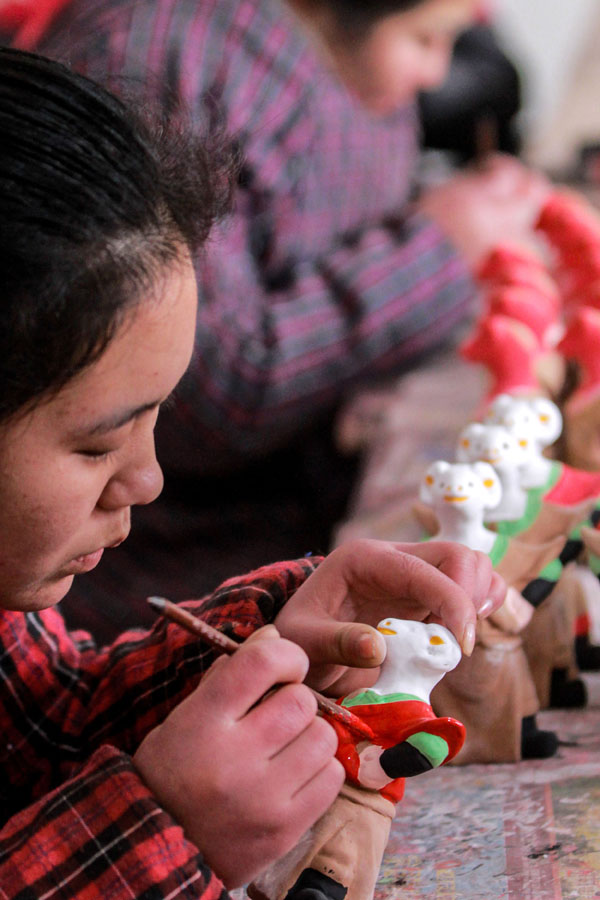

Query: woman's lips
(68, 548), (104, 574)
(65, 532), (128, 576)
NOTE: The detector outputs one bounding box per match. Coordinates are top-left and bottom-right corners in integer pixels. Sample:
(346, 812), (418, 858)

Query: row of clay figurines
(250, 394), (592, 900)
(249, 417), (600, 899)
(250, 191), (600, 900)
(252, 394), (600, 900)
(416, 392), (600, 766)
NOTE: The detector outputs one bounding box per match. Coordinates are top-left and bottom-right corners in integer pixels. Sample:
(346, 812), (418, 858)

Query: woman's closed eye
(77, 446), (120, 461)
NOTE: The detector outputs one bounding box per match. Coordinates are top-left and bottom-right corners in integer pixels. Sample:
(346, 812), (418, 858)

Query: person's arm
(0, 556), (321, 809)
(0, 557), (337, 896)
(38, 2), (547, 473)
(0, 539), (503, 892)
(0, 619), (340, 897)
(158, 159), (547, 474)
(158, 205), (475, 470)
(0, 744), (229, 899)
(74, 1), (474, 470)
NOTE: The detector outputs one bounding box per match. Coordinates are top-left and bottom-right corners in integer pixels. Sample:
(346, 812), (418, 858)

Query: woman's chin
(0, 574), (75, 612)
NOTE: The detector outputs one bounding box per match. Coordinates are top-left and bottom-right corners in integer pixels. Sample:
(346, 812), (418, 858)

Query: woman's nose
(98, 433), (164, 511)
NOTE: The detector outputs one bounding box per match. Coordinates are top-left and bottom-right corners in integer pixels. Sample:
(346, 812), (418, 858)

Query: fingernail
(354, 629), (384, 662)
(478, 597), (494, 618)
(462, 623), (476, 657)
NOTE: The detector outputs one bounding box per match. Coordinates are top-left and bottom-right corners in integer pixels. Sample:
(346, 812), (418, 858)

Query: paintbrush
(147, 595), (374, 741)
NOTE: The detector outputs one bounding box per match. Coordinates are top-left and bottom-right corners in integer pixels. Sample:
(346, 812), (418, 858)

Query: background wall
(492, 0), (600, 170)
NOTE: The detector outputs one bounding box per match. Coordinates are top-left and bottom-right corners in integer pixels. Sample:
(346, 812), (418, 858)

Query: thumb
(299, 618), (387, 669)
(244, 624), (280, 645)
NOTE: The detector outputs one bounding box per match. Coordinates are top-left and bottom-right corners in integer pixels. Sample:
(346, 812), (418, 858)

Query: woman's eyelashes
(77, 446), (120, 461)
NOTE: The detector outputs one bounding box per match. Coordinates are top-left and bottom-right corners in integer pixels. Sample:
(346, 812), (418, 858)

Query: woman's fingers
(199, 627), (311, 722)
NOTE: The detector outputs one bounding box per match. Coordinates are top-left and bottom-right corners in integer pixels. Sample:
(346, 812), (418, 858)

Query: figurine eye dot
(429, 635), (444, 646)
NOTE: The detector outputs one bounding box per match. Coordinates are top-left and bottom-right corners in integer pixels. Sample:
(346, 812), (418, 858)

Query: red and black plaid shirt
(0, 556), (319, 898)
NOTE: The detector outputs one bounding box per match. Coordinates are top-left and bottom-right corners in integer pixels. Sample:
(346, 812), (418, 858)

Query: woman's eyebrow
(77, 401), (160, 437)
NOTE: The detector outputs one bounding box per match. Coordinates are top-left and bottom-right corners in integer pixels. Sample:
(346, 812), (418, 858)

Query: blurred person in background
(419, 1), (522, 162)
(0, 0), (547, 638)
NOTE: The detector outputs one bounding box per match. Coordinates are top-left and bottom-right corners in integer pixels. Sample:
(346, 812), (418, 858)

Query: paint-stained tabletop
(375, 679), (600, 899)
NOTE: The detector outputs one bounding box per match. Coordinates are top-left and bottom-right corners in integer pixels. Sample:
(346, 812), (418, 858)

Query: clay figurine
(249, 618), (464, 900)
(455, 417), (600, 563)
(535, 188), (600, 311)
(557, 307), (600, 471)
(452, 415), (591, 709)
(484, 393), (562, 489)
(418, 460), (501, 553)
(459, 313), (545, 402)
(465, 240), (565, 400)
(418, 457), (564, 594)
(476, 243), (560, 302)
(415, 458), (563, 762)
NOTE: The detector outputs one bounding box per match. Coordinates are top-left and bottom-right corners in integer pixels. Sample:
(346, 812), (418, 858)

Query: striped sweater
(39, 0), (475, 473)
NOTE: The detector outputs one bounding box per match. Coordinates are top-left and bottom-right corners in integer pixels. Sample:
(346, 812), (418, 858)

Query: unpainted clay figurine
(249, 618), (464, 900)
(560, 521), (600, 671)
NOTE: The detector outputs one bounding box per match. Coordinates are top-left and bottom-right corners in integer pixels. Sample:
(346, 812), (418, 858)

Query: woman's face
(325, 0), (480, 115)
(0, 255), (197, 612)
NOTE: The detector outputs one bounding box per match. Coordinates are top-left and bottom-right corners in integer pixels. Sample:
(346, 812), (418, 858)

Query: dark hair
(0, 46), (236, 422)
(321, 0), (425, 36)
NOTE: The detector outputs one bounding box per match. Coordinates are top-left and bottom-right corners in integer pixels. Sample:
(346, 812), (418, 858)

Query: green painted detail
(406, 731), (449, 768)
(342, 690), (420, 707)
(569, 521), (583, 541)
(538, 557), (563, 581)
(489, 534), (510, 567)
(492, 462), (562, 537)
(588, 554), (600, 576)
